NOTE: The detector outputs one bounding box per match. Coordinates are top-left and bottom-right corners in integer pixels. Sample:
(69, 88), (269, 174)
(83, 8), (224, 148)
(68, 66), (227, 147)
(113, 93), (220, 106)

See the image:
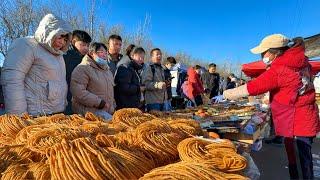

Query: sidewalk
(251, 139), (320, 180)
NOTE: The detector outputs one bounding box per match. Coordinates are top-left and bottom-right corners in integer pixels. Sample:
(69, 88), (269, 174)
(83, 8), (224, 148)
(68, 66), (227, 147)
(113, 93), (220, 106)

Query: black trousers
(194, 95), (203, 106)
(284, 137), (314, 180)
(64, 100), (73, 115)
(209, 88), (219, 99)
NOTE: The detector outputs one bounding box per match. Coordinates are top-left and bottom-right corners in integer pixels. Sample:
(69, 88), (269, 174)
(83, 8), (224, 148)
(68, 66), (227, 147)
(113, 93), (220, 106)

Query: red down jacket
(247, 45), (320, 137)
(186, 68), (204, 100)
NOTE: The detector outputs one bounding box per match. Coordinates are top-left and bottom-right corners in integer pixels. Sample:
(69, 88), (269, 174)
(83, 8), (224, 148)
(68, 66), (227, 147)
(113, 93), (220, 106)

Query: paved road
(251, 138), (320, 180)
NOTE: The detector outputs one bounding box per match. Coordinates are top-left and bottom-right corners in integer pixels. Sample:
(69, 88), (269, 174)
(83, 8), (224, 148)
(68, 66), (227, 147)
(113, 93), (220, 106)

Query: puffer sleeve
(1, 38), (34, 115)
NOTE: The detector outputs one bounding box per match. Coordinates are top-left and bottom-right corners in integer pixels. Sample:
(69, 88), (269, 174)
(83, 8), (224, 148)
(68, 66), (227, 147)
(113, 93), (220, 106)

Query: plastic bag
(261, 124), (271, 139)
(186, 100), (193, 108)
(251, 115), (264, 125)
(242, 152), (261, 180)
(243, 123), (255, 135)
(313, 153), (320, 178)
(251, 139), (263, 152)
(94, 110), (112, 121)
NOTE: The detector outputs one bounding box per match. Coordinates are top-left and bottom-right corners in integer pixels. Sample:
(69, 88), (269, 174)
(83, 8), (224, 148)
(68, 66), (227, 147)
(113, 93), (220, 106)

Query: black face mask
(131, 60), (143, 70)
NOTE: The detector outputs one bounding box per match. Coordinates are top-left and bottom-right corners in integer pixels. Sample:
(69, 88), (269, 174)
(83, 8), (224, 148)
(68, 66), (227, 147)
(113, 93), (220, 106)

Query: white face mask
(262, 57), (271, 66)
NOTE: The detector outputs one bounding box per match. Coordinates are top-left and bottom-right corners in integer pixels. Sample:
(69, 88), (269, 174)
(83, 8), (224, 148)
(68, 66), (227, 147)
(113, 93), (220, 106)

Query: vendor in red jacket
(215, 34), (320, 179)
(186, 65), (205, 106)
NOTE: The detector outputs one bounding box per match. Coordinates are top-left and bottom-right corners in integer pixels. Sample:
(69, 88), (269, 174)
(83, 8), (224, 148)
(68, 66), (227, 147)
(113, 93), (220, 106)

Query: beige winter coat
(70, 55), (115, 115)
(141, 63), (168, 104)
(1, 14), (72, 116)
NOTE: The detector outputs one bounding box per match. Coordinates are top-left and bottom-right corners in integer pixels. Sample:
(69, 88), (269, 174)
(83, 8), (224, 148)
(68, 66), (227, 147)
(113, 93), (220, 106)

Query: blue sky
(96, 0), (319, 64)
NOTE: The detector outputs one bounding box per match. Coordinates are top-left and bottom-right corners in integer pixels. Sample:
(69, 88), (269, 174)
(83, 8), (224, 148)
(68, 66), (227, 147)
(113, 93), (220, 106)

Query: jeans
(146, 103), (164, 112)
(163, 100), (172, 112)
(284, 136), (314, 180)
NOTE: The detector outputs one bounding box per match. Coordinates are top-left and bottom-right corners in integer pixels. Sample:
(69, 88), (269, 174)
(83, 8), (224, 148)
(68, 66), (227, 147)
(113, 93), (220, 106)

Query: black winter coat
(164, 67), (172, 100)
(63, 45), (84, 103)
(114, 56), (143, 109)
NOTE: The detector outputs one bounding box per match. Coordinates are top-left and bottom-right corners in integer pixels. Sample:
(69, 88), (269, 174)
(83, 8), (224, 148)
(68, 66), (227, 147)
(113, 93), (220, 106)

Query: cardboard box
(222, 122), (269, 144)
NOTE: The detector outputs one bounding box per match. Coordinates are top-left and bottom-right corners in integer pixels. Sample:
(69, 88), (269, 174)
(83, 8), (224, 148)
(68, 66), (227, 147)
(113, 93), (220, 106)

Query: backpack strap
(150, 64), (156, 81)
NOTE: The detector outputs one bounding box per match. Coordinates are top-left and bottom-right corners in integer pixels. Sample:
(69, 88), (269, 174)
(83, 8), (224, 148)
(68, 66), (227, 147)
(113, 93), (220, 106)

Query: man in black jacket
(114, 45), (145, 110)
(63, 30), (92, 114)
(202, 63), (220, 98)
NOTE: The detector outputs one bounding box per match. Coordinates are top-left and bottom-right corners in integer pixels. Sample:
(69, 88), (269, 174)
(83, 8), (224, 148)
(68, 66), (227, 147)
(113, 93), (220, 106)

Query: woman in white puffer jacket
(1, 14), (72, 116)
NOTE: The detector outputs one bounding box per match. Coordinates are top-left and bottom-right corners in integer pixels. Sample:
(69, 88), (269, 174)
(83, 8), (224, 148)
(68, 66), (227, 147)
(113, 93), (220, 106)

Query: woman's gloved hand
(211, 95), (224, 103)
(223, 85), (249, 100)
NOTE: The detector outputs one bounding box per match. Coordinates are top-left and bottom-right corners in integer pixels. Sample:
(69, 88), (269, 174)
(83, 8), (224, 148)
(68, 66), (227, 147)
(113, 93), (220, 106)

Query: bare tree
(174, 52), (190, 65)
(133, 14), (151, 46)
(88, 0), (96, 39)
(0, 0), (104, 57)
(0, 0), (40, 56)
(86, 0), (110, 40)
(0, 0), (243, 75)
(42, 0), (87, 30)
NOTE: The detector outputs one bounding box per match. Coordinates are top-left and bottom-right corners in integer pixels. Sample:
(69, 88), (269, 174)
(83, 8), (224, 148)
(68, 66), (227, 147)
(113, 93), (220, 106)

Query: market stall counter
(173, 100), (271, 151)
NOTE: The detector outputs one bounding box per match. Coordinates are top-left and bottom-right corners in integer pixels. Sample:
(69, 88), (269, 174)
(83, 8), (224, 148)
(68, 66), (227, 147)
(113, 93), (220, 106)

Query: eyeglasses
(96, 51), (107, 55)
